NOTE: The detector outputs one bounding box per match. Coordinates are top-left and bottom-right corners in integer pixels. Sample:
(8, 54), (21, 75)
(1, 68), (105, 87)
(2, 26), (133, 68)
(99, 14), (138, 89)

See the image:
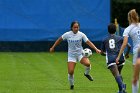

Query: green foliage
(0, 52), (138, 93)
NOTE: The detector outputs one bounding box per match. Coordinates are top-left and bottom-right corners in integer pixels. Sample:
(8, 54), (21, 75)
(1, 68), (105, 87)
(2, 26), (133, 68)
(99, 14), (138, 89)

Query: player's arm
(125, 43), (131, 59)
(86, 40), (101, 54)
(116, 36), (128, 64)
(50, 37), (63, 52)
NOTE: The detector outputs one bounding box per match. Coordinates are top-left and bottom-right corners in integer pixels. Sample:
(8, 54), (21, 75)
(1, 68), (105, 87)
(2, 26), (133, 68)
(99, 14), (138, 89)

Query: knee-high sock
(68, 74), (74, 86)
(115, 75), (123, 91)
(132, 80), (139, 93)
(85, 65), (91, 75)
(120, 75), (123, 81)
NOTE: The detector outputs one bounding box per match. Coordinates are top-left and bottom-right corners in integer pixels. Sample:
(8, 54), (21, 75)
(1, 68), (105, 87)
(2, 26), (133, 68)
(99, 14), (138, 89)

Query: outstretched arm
(116, 36), (128, 64)
(50, 37), (63, 52)
(85, 40), (101, 54)
(125, 43), (131, 59)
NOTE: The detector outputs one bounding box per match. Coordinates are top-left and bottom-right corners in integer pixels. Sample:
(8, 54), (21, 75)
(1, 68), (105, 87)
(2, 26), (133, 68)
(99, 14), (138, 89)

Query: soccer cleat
(123, 84), (127, 93)
(117, 89), (127, 93)
(84, 73), (93, 81)
(117, 91), (127, 93)
(117, 84), (127, 93)
(117, 90), (127, 93)
(70, 85), (74, 90)
(122, 89), (127, 93)
(117, 91), (123, 93)
(123, 90), (127, 93)
(123, 84), (126, 90)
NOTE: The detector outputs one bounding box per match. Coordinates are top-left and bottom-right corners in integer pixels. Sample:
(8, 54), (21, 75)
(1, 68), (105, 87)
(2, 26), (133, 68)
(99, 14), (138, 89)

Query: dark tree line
(111, 0), (140, 27)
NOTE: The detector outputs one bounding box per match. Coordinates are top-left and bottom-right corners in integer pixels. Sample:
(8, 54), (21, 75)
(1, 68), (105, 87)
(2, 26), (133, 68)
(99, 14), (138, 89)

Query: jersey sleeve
(123, 27), (130, 37)
(82, 33), (89, 42)
(62, 32), (68, 40)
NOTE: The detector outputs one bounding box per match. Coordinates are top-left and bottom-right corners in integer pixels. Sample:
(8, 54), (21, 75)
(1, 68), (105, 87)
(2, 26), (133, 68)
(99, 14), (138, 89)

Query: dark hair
(70, 21), (80, 30)
(108, 23), (116, 34)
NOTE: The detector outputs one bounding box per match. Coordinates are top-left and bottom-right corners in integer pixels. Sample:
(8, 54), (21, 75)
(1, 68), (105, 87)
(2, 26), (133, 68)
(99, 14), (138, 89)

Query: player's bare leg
(68, 62), (76, 89)
(80, 57), (93, 81)
(132, 64), (139, 93)
(109, 65), (126, 93)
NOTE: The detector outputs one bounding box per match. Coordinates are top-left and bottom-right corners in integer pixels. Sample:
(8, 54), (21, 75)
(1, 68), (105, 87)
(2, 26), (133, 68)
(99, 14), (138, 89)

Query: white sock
(85, 65), (91, 75)
(132, 80), (139, 93)
(68, 74), (74, 86)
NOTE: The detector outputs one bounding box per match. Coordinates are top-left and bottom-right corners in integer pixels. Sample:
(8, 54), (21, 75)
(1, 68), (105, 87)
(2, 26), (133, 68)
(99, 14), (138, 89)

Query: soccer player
(50, 21), (101, 90)
(114, 18), (131, 59)
(116, 9), (140, 93)
(101, 23), (127, 93)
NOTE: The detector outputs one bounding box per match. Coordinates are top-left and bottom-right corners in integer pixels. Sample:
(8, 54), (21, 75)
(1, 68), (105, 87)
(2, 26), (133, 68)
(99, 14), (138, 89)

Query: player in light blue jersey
(116, 9), (140, 93)
(50, 21), (101, 89)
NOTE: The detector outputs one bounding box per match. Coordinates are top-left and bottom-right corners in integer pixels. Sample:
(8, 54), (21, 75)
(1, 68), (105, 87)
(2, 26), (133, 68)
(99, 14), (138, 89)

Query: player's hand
(50, 47), (54, 53)
(96, 49), (101, 54)
(116, 57), (119, 64)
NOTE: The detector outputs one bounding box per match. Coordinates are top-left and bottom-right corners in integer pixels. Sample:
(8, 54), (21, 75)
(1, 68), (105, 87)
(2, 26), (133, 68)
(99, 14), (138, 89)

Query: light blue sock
(68, 74), (74, 86)
(132, 80), (139, 93)
(85, 65), (91, 75)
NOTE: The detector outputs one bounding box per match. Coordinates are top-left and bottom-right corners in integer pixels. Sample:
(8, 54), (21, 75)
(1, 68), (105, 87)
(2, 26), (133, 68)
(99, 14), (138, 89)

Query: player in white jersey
(116, 9), (140, 93)
(50, 21), (101, 89)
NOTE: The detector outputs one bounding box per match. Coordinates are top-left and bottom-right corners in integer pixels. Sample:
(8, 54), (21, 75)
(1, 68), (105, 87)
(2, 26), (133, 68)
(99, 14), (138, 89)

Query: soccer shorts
(133, 53), (138, 65)
(133, 50), (140, 65)
(106, 54), (125, 68)
(68, 54), (83, 63)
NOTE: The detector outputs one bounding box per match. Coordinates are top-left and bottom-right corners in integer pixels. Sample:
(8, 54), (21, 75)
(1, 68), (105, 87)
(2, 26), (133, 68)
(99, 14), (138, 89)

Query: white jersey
(123, 23), (140, 54)
(62, 31), (88, 56)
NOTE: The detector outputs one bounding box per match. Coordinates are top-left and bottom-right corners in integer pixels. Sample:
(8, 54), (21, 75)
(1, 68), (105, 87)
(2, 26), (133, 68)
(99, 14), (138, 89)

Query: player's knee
(136, 59), (140, 65)
(85, 62), (91, 67)
(68, 70), (74, 75)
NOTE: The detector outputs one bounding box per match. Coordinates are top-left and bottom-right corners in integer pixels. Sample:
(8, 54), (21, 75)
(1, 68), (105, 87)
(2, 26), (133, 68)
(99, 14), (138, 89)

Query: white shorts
(68, 54), (83, 63)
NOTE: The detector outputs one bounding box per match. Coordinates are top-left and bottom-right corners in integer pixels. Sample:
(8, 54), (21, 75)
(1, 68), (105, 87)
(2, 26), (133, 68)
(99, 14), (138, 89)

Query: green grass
(0, 52), (138, 93)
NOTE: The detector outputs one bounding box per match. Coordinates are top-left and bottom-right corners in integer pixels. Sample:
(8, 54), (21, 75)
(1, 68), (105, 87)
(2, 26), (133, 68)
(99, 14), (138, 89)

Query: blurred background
(0, 0), (140, 52)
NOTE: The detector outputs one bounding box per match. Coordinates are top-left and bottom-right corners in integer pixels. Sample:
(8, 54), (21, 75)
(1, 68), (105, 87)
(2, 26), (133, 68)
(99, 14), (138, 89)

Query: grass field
(0, 52), (139, 93)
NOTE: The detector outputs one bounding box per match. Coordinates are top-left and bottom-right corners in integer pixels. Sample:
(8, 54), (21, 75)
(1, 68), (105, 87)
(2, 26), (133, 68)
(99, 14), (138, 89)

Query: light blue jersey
(62, 31), (88, 57)
(123, 23), (140, 54)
